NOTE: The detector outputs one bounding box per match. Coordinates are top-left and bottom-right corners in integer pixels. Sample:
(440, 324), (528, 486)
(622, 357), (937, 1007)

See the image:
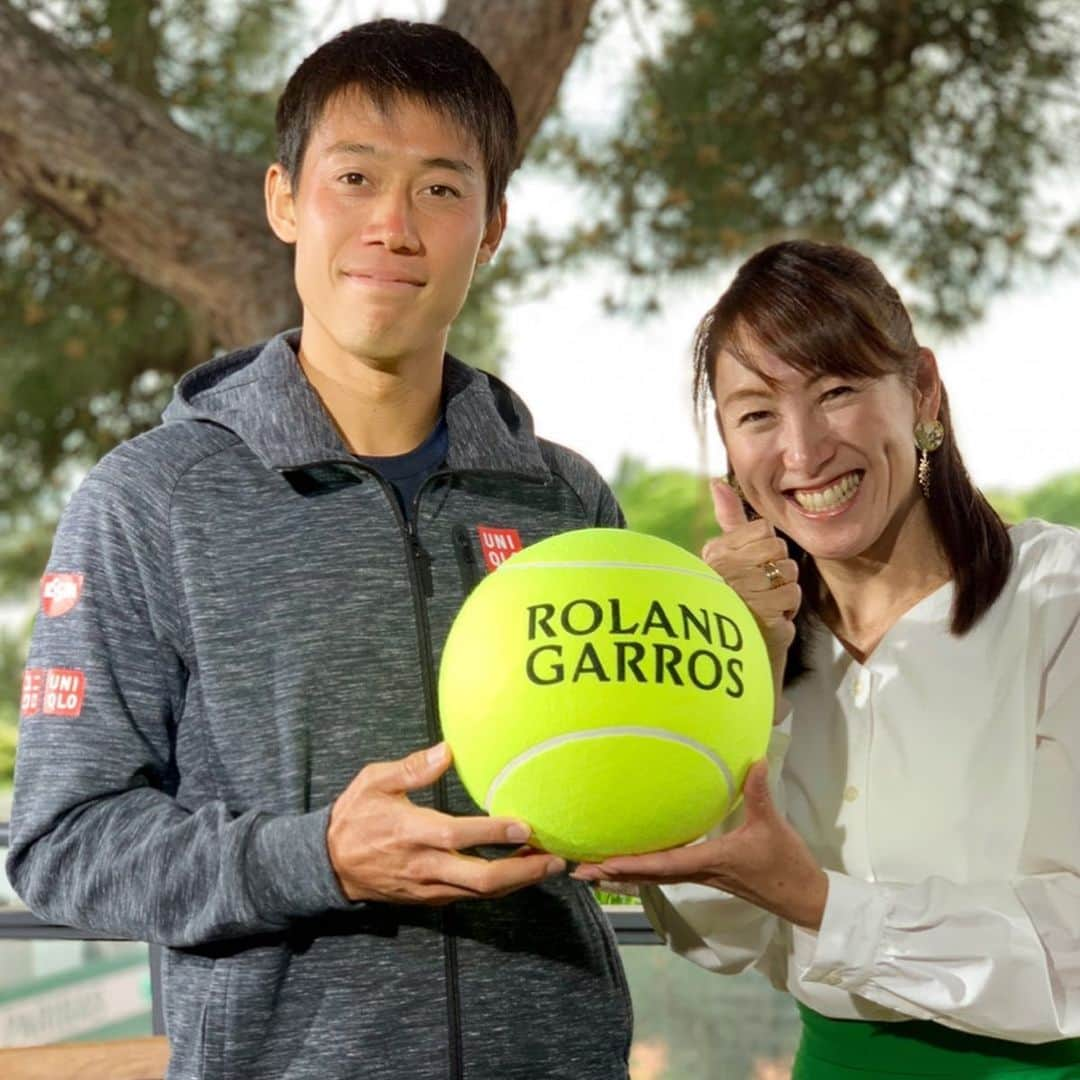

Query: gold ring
(762, 560), (784, 589)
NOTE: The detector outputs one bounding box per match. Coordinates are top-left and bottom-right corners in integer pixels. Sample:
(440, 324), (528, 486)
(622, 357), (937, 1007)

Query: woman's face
(713, 342), (941, 563)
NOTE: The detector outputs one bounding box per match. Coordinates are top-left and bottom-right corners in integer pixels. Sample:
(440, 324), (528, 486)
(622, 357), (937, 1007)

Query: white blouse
(642, 519), (1080, 1044)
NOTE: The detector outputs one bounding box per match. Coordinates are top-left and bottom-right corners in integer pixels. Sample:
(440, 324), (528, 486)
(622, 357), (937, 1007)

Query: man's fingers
(710, 477), (750, 533)
(436, 849), (565, 897)
(362, 742), (453, 794)
(415, 808), (534, 851)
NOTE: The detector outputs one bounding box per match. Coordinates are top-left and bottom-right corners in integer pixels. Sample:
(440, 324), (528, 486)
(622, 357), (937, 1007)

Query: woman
(572, 240), (1080, 1077)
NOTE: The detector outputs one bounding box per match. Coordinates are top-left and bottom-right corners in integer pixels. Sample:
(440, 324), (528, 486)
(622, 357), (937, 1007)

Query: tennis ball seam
(500, 560), (724, 585)
(484, 727), (735, 811)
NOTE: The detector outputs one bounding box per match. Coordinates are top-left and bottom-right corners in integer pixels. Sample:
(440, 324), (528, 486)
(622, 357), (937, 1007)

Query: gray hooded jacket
(8, 332), (633, 1079)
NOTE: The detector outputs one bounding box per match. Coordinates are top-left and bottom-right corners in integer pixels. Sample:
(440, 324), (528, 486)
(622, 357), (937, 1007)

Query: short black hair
(275, 19), (518, 217)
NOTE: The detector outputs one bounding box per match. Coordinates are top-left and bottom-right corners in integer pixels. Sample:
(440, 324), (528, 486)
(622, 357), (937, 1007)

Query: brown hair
(692, 240), (1012, 682)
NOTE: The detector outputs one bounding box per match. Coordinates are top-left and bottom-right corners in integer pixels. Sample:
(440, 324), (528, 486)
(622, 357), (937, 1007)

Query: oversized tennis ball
(438, 528), (772, 862)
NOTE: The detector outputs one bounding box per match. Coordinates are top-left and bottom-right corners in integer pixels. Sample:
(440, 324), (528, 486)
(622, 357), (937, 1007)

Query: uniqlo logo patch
(41, 572), (84, 617)
(476, 526), (523, 572)
(42, 668), (86, 718)
(20, 668), (44, 717)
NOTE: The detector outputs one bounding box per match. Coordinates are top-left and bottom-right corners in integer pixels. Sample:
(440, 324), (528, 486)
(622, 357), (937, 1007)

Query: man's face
(266, 92), (504, 369)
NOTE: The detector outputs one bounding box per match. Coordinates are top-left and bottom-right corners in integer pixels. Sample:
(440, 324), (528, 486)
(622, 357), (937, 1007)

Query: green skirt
(793, 1004), (1080, 1078)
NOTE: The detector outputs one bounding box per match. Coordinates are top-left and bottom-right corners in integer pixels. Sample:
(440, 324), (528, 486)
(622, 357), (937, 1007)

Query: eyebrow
(720, 370), (837, 410)
(323, 141), (476, 176)
(720, 387), (773, 410)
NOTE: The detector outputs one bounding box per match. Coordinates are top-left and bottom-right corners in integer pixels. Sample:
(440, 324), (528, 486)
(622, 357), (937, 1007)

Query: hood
(163, 330), (551, 479)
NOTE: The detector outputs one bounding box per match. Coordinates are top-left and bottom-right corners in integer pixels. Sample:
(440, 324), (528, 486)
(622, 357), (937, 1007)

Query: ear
(265, 162), (298, 244)
(475, 197), (507, 267)
(913, 347), (942, 422)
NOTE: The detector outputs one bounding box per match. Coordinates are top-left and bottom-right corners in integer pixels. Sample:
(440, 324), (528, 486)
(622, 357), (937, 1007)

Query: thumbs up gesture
(703, 479), (800, 697)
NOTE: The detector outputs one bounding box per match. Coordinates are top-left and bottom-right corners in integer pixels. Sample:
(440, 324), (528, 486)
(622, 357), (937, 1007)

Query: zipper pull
(452, 524), (482, 595)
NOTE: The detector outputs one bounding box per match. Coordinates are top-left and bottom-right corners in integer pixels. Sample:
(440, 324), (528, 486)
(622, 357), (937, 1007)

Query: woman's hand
(704, 479), (800, 702)
(571, 762), (829, 930)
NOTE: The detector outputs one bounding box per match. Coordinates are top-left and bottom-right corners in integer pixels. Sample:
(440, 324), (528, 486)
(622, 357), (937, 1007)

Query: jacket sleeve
(6, 467), (351, 947)
(793, 545), (1080, 1043)
(639, 717), (793, 987)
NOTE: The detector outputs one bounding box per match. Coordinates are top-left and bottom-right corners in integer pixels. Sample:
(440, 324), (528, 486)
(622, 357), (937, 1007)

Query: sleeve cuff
(799, 870), (893, 991)
(639, 884), (668, 939)
(773, 697), (794, 734)
(246, 805), (354, 921)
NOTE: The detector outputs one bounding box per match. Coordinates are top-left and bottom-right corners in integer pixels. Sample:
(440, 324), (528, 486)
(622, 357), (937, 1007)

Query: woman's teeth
(793, 472), (861, 511)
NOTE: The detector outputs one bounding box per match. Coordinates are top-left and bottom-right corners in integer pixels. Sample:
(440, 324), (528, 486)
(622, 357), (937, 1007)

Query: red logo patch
(41, 573), (84, 617)
(476, 526), (523, 573)
(42, 668), (86, 718)
(20, 668), (44, 717)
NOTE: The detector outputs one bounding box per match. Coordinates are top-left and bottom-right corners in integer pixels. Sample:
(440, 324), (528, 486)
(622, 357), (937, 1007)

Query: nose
(781, 408), (834, 477)
(365, 187), (420, 254)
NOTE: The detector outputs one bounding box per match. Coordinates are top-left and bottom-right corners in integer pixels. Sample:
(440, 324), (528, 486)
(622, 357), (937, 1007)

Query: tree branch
(0, 1), (298, 345)
(441, 0), (598, 160)
(0, 0), (597, 347)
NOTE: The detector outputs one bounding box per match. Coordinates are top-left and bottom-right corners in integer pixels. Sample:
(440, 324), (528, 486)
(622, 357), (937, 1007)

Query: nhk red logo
(20, 668), (85, 718)
(41, 572), (84, 617)
(476, 526), (523, 573)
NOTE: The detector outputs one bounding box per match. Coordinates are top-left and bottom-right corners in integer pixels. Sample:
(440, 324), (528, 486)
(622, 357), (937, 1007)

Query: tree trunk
(442, 0), (597, 160)
(0, 0), (596, 348)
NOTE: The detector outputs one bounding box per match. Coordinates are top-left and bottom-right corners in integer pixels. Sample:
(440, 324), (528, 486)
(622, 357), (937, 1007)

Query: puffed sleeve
(795, 532), (1080, 1043)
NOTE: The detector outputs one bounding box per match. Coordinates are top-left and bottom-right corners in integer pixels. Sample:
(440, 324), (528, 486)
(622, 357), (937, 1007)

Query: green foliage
(990, 470), (1080, 526)
(0, 712), (16, 789)
(611, 456), (715, 554)
(447, 265), (509, 374)
(0, 626), (29, 785)
(541, 0), (1080, 326)
(1, 0), (296, 588)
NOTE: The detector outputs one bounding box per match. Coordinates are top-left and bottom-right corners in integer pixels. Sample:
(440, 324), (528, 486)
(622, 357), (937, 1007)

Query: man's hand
(327, 742), (565, 905)
(571, 762), (828, 930)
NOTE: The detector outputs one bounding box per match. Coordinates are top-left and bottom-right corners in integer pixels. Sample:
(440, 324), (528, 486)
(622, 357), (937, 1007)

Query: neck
(814, 494), (951, 660)
(296, 320), (444, 456)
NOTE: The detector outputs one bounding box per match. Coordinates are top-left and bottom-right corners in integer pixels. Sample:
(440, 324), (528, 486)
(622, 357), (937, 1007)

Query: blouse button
(852, 673), (870, 707)
(843, 785), (860, 803)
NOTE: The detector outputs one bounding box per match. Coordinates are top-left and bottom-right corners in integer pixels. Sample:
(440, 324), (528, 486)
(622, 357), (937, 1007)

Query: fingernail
(546, 858), (566, 876)
(426, 742), (448, 765)
(571, 866), (600, 882)
(506, 823), (530, 843)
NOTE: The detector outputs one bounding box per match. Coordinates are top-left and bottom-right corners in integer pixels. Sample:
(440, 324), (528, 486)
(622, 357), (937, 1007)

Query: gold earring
(913, 420), (945, 499)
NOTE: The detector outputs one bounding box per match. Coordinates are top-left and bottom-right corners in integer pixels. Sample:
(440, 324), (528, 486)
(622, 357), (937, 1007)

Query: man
(8, 20), (632, 1079)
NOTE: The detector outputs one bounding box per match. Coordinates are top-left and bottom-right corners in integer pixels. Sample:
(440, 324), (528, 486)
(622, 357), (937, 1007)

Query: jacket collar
(165, 330), (551, 481)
